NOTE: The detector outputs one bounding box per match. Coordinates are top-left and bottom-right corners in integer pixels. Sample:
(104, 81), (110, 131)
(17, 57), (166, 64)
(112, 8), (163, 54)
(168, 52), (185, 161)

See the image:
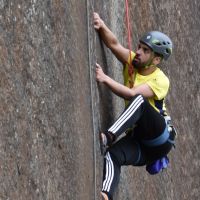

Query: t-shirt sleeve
(128, 51), (136, 65)
(123, 51), (136, 81)
(147, 74), (170, 100)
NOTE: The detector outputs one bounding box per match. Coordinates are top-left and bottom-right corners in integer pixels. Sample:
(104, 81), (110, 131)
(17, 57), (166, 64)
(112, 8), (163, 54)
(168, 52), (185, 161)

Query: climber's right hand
(96, 63), (107, 83)
(93, 12), (104, 30)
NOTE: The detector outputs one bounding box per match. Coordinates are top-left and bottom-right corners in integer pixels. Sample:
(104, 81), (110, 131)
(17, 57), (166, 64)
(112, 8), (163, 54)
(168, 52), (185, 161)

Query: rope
(125, 0), (134, 88)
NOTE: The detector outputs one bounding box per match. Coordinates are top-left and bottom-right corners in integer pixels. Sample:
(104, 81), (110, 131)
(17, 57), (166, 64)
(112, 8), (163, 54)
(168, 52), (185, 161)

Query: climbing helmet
(139, 31), (173, 60)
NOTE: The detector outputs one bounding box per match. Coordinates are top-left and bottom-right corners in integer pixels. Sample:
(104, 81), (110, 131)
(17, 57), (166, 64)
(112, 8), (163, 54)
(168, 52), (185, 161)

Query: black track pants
(102, 95), (172, 199)
(107, 94), (165, 138)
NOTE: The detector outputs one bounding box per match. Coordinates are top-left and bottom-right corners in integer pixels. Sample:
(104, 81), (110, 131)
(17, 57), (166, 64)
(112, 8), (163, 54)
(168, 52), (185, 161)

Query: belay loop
(125, 0), (134, 88)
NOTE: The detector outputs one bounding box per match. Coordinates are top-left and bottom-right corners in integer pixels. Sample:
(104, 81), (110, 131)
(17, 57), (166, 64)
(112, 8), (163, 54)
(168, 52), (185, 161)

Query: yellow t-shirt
(123, 51), (169, 114)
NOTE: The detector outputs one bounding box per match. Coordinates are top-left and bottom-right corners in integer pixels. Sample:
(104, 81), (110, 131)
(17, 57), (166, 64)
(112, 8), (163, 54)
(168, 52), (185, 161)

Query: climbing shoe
(99, 133), (108, 155)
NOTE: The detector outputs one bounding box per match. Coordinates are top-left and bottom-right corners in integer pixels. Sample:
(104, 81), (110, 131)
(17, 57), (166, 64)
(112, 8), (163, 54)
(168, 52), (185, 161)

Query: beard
(132, 59), (146, 69)
(132, 56), (154, 69)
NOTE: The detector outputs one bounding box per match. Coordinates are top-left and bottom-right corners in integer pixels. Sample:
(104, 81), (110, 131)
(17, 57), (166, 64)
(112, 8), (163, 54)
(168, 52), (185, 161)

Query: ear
(152, 56), (162, 65)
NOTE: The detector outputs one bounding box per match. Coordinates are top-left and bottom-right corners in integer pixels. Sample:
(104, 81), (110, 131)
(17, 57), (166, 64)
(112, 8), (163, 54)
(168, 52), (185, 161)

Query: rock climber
(94, 12), (176, 200)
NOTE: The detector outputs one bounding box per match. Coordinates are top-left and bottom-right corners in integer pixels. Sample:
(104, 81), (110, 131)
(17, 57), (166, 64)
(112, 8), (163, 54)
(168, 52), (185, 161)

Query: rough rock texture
(0, 0), (199, 200)
(0, 1), (94, 199)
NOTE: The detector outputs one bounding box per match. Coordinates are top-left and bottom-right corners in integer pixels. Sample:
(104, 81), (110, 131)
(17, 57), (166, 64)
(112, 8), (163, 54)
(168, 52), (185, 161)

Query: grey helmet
(139, 31), (173, 60)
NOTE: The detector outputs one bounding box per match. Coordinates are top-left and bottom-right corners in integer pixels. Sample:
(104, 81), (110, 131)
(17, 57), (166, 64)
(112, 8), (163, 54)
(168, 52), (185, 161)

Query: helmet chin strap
(142, 56), (155, 69)
(133, 53), (157, 70)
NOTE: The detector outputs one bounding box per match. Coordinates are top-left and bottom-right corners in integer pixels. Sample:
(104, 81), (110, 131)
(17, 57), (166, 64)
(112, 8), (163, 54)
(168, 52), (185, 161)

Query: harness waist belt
(142, 126), (170, 147)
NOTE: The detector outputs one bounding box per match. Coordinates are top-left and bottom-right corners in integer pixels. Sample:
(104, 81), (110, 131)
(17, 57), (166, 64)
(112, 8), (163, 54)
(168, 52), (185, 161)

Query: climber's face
(132, 42), (155, 69)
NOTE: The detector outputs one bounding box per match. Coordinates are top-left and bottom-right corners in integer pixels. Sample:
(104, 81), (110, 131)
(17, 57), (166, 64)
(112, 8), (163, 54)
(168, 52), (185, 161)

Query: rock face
(0, 0), (199, 200)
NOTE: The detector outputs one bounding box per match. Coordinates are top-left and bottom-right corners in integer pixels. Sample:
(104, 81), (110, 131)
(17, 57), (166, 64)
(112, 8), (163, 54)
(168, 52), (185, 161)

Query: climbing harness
(141, 115), (177, 148)
(141, 125), (175, 147)
(125, 0), (134, 88)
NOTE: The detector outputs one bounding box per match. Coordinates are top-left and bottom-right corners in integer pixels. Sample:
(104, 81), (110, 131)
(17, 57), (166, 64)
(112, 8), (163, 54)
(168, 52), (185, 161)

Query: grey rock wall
(0, 0), (199, 200)
(0, 1), (94, 199)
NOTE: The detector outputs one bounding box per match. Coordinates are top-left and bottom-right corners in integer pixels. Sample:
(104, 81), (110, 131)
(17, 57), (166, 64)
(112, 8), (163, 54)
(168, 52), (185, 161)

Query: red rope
(125, 0), (134, 88)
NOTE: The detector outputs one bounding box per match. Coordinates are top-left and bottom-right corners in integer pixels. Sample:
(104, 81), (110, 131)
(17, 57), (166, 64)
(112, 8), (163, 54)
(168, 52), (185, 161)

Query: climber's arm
(94, 12), (129, 65)
(96, 64), (154, 99)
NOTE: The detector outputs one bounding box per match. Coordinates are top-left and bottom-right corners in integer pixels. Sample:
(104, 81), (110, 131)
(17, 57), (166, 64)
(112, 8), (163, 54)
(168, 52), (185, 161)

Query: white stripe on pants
(108, 95), (144, 134)
(102, 152), (114, 192)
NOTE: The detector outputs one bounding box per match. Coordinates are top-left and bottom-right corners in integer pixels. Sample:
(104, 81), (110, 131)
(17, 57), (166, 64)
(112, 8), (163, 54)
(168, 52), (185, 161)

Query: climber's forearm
(98, 23), (130, 64)
(103, 75), (135, 100)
